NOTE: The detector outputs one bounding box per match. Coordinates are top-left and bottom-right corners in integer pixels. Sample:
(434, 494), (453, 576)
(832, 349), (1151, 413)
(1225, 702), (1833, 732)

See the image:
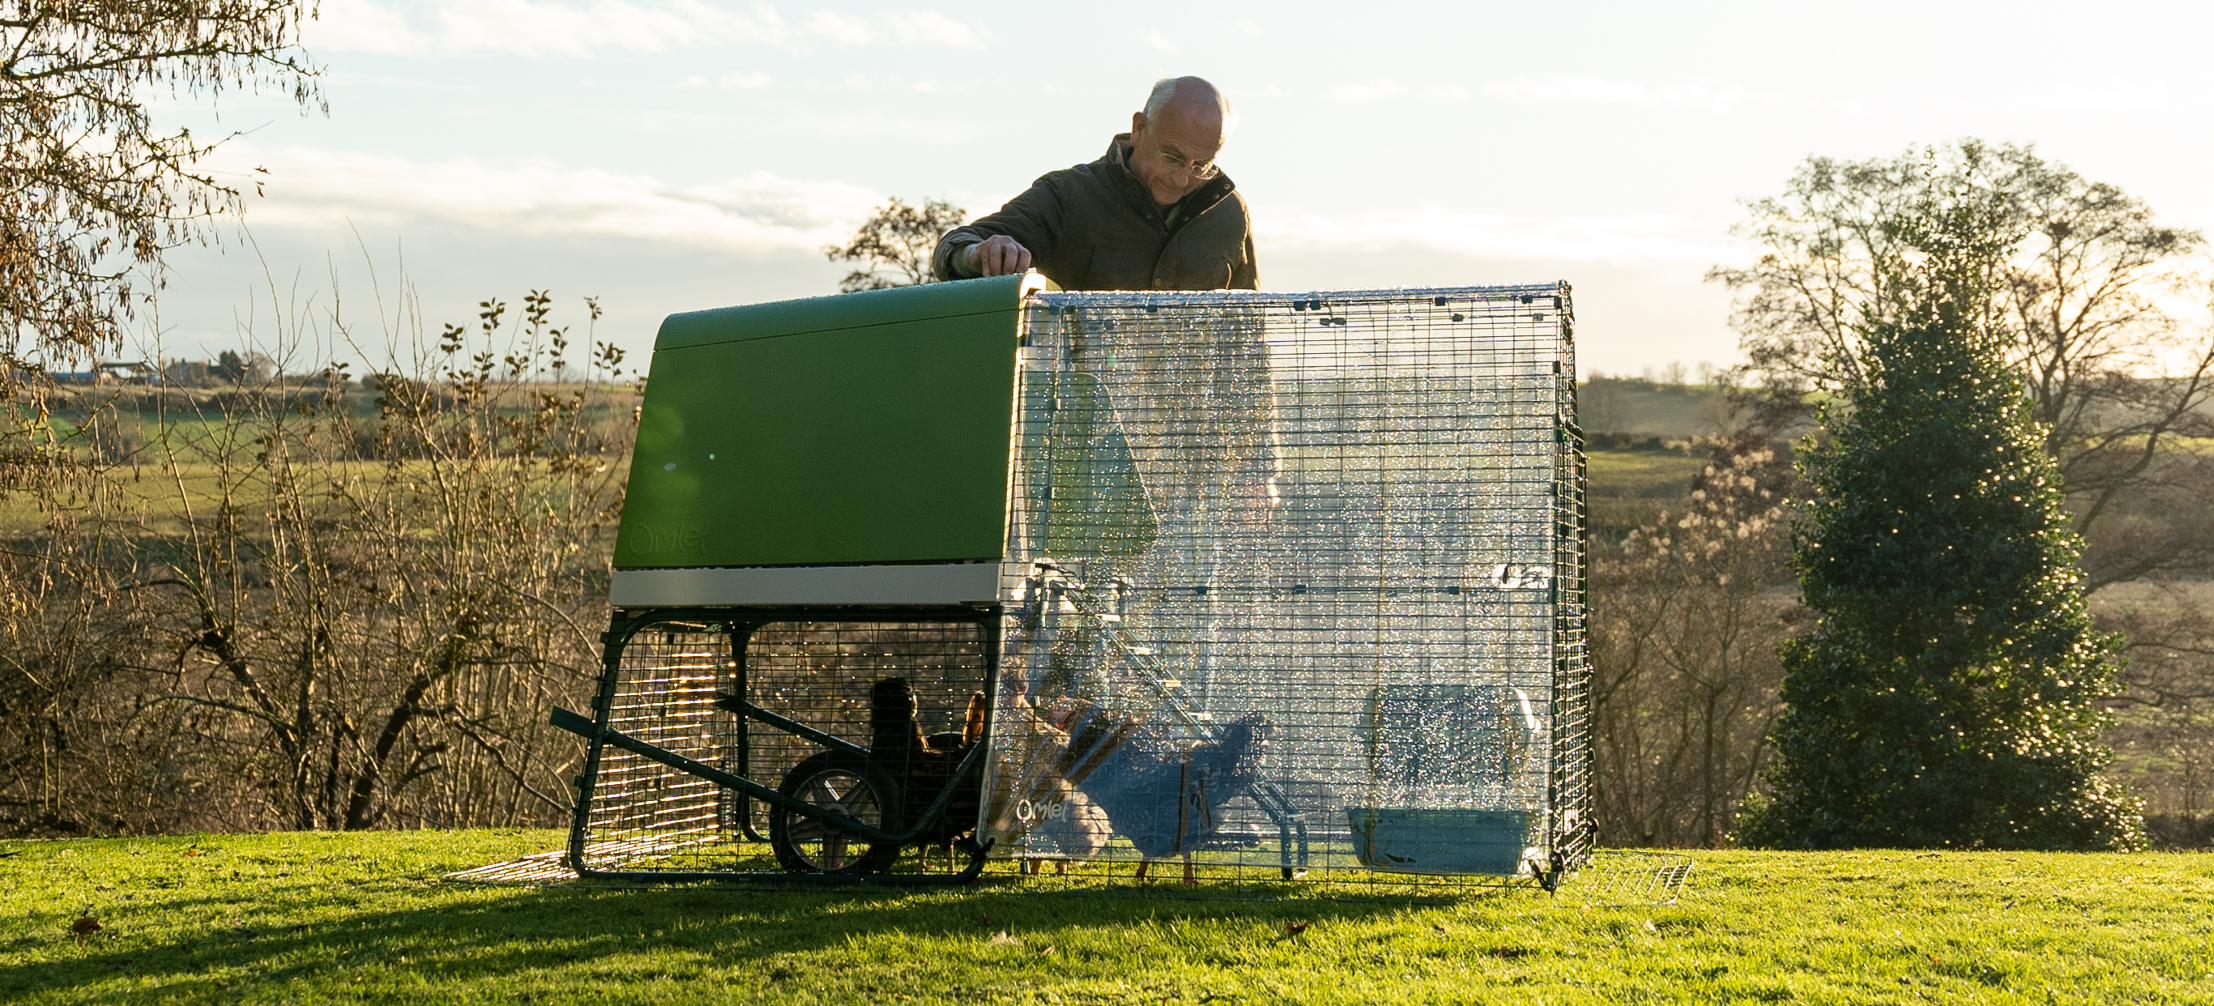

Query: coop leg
(1182, 852), (1196, 887)
(1134, 859), (1150, 879)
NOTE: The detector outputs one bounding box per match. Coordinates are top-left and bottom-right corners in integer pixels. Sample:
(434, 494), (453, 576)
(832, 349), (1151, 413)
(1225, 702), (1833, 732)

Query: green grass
(5, 831), (2210, 1004)
(1587, 449), (1709, 536)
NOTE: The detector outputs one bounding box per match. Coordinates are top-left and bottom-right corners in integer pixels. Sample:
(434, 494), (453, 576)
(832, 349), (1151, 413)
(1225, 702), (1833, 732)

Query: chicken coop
(552, 273), (1592, 887)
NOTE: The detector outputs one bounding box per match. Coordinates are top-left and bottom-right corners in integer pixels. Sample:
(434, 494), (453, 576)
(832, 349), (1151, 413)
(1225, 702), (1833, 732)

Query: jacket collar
(1103, 133), (1236, 227)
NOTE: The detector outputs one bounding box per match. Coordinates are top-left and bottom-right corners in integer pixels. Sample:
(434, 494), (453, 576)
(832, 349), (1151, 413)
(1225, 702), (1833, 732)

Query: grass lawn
(3, 830), (2209, 1004)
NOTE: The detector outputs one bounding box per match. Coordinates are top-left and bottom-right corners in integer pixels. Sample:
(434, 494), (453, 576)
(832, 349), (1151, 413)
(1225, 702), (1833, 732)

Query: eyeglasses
(1156, 148), (1221, 180)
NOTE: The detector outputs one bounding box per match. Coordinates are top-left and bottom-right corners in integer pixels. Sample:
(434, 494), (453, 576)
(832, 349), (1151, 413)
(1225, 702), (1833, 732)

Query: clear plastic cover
(982, 285), (1586, 877)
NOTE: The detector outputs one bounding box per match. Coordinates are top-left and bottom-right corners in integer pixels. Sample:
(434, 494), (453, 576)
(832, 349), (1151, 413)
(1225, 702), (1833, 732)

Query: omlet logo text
(627, 524), (709, 556)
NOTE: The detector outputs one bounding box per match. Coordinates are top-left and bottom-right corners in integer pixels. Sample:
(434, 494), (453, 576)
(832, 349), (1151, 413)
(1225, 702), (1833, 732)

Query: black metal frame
(554, 604), (1001, 884)
(1544, 290), (1596, 891)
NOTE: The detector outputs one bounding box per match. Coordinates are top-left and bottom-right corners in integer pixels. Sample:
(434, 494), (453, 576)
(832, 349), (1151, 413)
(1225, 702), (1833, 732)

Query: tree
(1709, 141), (2213, 589)
(823, 197), (966, 293)
(1, 0), (321, 353)
(212, 349), (270, 384)
(1, 1), (320, 482)
(1739, 196), (2141, 850)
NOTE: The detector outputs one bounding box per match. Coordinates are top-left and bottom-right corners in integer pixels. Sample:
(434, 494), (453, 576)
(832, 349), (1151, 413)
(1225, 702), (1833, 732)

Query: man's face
(1128, 107), (1225, 209)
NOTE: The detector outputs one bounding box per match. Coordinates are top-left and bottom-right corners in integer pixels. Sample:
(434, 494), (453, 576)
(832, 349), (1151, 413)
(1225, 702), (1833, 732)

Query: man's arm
(1231, 228), (1259, 290)
(932, 176), (1066, 280)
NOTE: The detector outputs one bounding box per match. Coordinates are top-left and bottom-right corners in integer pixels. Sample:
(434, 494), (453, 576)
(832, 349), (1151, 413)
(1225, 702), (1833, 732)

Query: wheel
(769, 751), (904, 874)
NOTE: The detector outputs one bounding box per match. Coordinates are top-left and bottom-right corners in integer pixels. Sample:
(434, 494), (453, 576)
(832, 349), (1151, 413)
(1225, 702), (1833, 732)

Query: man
(931, 76), (1256, 291)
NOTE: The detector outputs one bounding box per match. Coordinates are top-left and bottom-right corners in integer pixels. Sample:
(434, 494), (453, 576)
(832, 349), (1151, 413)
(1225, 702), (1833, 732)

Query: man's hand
(962, 234), (1033, 277)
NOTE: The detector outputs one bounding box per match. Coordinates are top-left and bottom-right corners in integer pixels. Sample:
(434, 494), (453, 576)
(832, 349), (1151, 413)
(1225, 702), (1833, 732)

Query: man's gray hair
(1143, 76), (1237, 134)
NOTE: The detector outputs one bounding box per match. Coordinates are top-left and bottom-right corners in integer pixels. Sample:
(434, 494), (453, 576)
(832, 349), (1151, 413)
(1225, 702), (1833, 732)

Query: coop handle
(549, 706), (906, 845)
(710, 694), (870, 759)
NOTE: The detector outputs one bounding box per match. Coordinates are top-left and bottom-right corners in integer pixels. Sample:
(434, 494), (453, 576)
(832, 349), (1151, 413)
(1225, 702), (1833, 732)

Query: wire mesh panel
(573, 621), (734, 873)
(732, 621), (993, 840)
(985, 284), (1588, 883)
(572, 615), (992, 877)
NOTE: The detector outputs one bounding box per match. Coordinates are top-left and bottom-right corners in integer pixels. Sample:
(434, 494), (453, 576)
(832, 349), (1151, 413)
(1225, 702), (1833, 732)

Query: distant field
(7, 451), (1704, 539)
(1586, 449), (1709, 536)
(1580, 379), (1735, 440)
(4, 830), (2208, 1004)
(0, 457), (629, 535)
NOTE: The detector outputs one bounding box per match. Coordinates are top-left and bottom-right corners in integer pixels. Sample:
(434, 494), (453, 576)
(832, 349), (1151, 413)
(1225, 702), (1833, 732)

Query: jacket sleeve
(931, 174), (1068, 281)
(1230, 227), (1259, 290)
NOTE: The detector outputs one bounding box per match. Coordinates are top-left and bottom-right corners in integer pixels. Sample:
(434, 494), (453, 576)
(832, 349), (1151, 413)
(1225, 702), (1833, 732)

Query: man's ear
(1130, 111), (1147, 141)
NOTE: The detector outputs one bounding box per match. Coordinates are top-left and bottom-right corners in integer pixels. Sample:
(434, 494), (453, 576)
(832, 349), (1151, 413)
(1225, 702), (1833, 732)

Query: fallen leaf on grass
(71, 914), (102, 938)
(1038, 945), (1056, 957)
(988, 930), (1019, 946)
(1284, 921), (1310, 937)
(1643, 919), (1657, 933)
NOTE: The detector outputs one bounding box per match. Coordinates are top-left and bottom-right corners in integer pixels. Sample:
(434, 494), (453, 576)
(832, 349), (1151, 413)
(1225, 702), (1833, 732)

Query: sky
(147, 0), (2214, 379)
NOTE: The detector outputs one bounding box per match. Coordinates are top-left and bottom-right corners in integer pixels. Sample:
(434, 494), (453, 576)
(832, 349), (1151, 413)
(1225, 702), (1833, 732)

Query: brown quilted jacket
(931, 135), (1258, 291)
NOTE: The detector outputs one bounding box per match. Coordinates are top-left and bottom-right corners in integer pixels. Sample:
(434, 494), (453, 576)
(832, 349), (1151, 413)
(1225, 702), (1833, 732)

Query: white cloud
(220, 141), (1739, 268)
(1329, 79), (1468, 102)
(1481, 76), (1775, 112)
(1255, 204), (1739, 266)
(907, 77), (980, 94)
(880, 11), (995, 48)
(216, 142), (885, 254)
(312, 0), (996, 58)
(675, 70), (771, 88)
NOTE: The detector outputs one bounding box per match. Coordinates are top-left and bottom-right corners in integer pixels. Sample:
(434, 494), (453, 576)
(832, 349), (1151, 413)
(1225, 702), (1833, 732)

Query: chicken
(867, 677), (986, 852)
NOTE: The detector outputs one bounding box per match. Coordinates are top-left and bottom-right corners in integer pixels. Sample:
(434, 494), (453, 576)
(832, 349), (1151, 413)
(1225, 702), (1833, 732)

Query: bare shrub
(1590, 427), (1803, 847)
(0, 285), (637, 835)
(2094, 583), (2214, 846)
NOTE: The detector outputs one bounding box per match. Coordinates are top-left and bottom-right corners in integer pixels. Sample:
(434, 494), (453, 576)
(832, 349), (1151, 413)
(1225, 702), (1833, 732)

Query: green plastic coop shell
(612, 274), (1053, 606)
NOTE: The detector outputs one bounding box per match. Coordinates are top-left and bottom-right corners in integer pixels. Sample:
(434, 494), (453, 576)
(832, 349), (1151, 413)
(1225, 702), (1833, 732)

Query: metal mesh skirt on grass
(446, 849), (1687, 903)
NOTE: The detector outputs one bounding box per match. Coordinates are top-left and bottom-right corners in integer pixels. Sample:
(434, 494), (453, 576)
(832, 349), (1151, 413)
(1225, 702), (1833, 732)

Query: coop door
(1019, 370), (1158, 558)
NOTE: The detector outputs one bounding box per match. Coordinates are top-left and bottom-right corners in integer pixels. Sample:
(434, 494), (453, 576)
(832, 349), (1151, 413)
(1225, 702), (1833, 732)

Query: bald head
(1128, 76), (1234, 209)
(1143, 76), (1235, 136)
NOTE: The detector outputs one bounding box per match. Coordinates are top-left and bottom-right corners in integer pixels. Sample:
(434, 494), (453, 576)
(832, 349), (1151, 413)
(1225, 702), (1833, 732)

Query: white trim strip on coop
(609, 563), (1001, 607)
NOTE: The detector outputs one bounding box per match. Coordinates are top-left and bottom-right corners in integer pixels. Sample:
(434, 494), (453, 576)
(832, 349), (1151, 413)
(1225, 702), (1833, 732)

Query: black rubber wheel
(769, 751), (904, 874)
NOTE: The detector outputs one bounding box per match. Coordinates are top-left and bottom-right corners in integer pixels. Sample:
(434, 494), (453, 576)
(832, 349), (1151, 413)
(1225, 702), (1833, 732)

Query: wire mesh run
(985, 284), (1589, 886)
